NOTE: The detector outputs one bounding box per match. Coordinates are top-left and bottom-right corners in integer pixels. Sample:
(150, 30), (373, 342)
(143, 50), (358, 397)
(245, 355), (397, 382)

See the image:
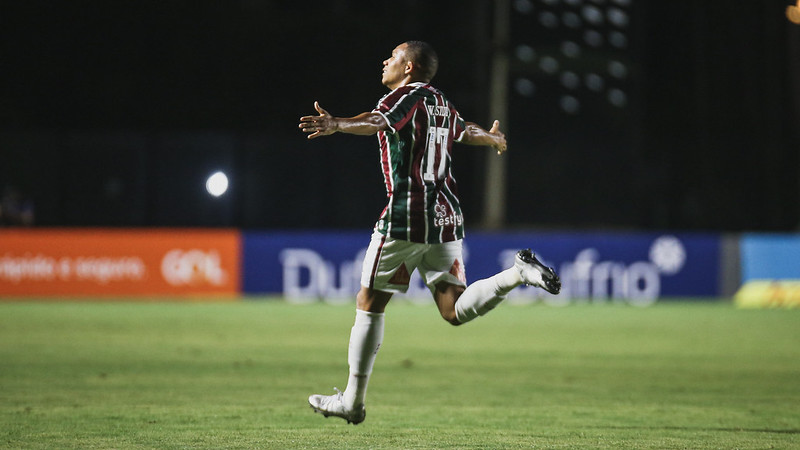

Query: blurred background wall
(1, 0), (798, 231)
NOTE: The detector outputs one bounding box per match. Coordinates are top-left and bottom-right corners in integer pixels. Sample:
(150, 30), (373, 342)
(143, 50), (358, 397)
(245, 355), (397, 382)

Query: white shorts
(360, 230), (467, 294)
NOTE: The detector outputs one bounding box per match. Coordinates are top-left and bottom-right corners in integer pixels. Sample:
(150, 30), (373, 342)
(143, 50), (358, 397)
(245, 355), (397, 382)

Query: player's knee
(433, 282), (465, 326)
(440, 310), (463, 326)
(356, 287), (392, 313)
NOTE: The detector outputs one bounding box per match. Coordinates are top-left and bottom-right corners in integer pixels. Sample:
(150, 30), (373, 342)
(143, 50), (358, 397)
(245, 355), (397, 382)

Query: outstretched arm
(460, 120), (507, 155)
(299, 101), (388, 139)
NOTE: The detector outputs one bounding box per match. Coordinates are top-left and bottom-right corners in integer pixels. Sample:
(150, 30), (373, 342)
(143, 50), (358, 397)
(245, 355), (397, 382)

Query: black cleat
(515, 249), (561, 295)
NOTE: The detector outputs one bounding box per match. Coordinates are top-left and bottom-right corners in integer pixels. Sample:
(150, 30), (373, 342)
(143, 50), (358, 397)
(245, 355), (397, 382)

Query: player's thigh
(418, 239), (467, 294)
(360, 231), (426, 294)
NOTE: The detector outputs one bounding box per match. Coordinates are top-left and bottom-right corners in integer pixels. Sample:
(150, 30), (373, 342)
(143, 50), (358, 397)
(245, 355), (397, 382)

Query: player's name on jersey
(426, 105), (451, 117)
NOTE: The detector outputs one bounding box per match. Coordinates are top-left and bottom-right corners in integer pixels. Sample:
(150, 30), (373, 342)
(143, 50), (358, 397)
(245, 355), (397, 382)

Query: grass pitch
(1, 299), (798, 449)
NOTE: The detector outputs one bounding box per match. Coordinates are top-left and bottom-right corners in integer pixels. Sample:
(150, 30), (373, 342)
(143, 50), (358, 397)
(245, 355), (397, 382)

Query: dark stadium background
(1, 1), (798, 231)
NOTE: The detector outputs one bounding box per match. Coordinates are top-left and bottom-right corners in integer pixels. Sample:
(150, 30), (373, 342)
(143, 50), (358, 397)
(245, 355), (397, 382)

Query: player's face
(381, 44), (410, 90)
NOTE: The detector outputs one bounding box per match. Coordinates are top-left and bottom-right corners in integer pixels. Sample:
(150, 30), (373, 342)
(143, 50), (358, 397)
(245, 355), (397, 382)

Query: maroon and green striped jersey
(372, 82), (467, 244)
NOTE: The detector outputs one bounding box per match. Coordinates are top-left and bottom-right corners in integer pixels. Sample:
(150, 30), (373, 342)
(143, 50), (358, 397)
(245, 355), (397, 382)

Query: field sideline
(1, 299), (798, 449)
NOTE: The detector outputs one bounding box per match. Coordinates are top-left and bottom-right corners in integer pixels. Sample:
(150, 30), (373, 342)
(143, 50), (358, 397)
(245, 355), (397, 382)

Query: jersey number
(424, 127), (449, 181)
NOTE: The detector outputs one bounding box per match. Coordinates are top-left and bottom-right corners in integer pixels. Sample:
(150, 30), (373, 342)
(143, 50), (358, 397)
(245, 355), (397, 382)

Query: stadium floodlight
(205, 171), (229, 197)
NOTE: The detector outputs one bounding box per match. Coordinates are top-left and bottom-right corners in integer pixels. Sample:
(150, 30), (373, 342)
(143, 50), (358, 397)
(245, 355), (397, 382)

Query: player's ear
(404, 60), (414, 76)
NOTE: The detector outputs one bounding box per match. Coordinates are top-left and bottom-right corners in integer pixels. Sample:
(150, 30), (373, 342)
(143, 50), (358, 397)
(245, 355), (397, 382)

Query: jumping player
(298, 40), (560, 424)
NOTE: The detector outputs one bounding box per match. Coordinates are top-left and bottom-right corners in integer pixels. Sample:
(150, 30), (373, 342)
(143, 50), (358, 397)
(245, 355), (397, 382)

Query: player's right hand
(299, 101), (336, 139)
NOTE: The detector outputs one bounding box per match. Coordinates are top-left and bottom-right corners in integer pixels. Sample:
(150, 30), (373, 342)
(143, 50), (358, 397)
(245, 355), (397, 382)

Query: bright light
(206, 171), (229, 197)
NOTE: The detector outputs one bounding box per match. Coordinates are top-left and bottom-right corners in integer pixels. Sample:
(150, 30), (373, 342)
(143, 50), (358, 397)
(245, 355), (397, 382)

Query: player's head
(381, 41), (438, 90)
(403, 40), (438, 82)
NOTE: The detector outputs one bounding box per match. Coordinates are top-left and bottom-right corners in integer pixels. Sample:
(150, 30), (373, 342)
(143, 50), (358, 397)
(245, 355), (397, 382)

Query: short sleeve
(452, 110), (467, 143)
(373, 87), (422, 133)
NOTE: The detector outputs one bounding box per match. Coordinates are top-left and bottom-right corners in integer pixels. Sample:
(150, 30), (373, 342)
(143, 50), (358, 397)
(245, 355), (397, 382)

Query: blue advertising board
(243, 231), (369, 300)
(741, 234), (800, 281)
(243, 231), (721, 304)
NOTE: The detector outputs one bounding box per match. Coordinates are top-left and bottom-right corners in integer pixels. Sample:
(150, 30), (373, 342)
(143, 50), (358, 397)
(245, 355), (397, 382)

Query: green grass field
(1, 299), (798, 449)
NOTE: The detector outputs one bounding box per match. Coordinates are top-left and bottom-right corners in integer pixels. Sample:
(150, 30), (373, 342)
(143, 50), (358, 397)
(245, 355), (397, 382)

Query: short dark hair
(404, 40), (439, 82)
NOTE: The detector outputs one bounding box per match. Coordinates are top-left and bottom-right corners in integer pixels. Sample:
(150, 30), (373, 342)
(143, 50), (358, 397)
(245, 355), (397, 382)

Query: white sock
(343, 309), (384, 408)
(455, 267), (523, 324)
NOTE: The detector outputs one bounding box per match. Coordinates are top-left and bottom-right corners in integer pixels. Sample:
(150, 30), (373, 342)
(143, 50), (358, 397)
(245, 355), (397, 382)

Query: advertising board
(243, 231), (720, 304)
(735, 234), (800, 308)
(740, 234), (800, 281)
(0, 229), (240, 297)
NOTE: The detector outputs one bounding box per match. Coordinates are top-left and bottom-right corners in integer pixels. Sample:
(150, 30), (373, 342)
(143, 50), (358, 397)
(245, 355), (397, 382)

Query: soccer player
(298, 41), (560, 425)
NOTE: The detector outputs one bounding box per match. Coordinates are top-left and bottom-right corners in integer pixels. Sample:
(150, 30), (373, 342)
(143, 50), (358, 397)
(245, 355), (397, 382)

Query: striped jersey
(372, 82), (467, 244)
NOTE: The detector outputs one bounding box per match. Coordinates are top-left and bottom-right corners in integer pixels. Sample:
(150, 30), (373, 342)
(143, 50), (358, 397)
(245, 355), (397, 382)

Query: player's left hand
(489, 120), (507, 155)
(299, 101), (337, 139)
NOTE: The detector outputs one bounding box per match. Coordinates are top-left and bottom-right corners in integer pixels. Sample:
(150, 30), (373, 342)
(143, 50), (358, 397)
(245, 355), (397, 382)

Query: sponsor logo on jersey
(434, 213), (463, 228)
